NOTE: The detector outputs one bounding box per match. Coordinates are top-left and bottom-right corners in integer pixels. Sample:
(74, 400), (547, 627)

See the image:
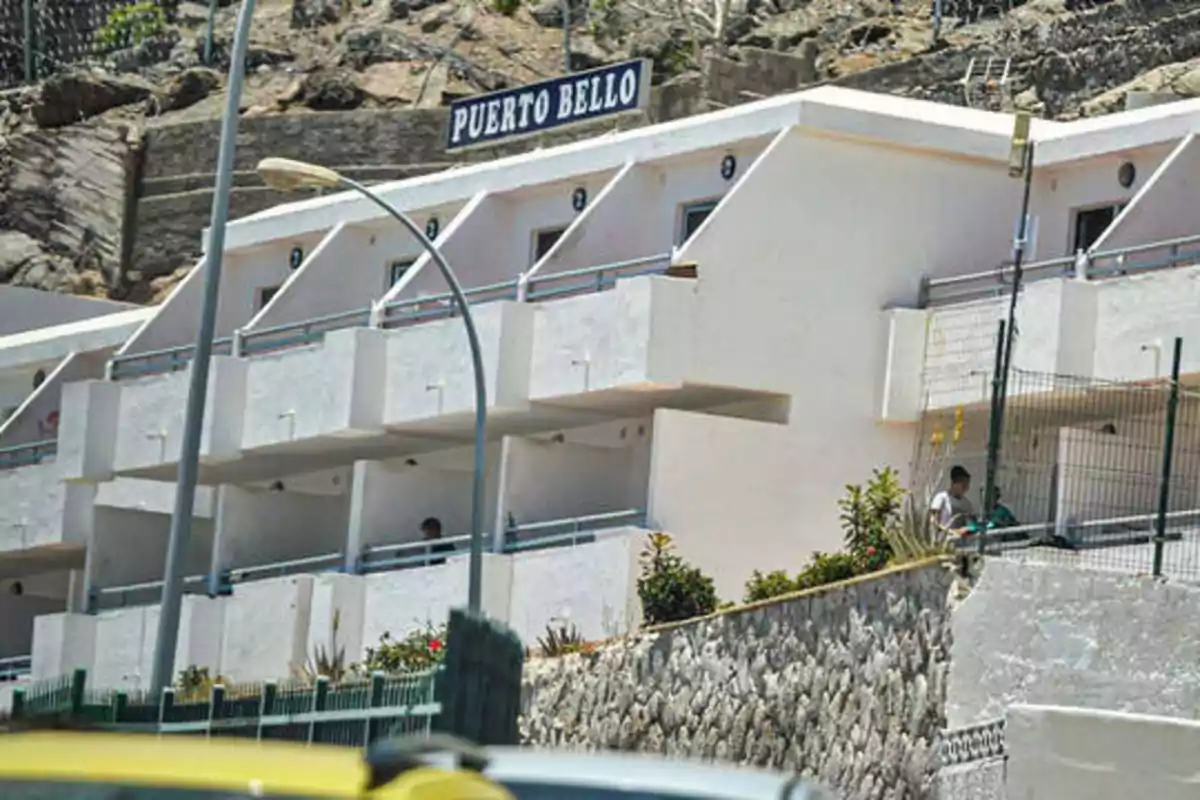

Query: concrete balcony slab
(111, 356), (247, 478)
(241, 327), (387, 454)
(0, 460), (91, 560)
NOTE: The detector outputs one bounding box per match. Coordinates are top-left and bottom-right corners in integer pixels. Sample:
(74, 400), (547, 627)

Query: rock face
(521, 562), (954, 800)
(31, 72), (153, 128)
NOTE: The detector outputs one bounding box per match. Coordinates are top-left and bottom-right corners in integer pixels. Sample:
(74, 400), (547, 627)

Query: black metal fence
(918, 360), (1200, 582)
(5, 609), (524, 748)
(0, 0), (179, 88)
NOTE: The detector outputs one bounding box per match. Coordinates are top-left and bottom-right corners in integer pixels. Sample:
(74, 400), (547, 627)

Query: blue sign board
(446, 59), (652, 152)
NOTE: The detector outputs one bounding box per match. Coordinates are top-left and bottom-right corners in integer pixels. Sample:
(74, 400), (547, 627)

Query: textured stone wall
(521, 561), (955, 800)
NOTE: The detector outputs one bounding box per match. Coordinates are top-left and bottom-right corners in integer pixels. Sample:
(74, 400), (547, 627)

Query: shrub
(535, 622), (589, 657)
(743, 569), (798, 603)
(840, 466), (904, 573)
(637, 532), (719, 625)
(743, 551), (863, 602)
(174, 665), (228, 703)
(96, 1), (167, 53)
(357, 622), (447, 675)
(295, 610), (350, 684)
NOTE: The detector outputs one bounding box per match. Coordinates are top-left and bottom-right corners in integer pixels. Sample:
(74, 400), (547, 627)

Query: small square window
(257, 285), (280, 310)
(679, 200), (719, 246)
(389, 259), (415, 288)
(532, 227), (566, 264)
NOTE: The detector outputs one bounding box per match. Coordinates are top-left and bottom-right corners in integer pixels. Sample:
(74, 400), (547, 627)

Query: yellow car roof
(0, 731), (367, 797)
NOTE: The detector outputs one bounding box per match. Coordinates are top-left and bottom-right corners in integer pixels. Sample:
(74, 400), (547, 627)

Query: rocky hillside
(4, 0), (1200, 302)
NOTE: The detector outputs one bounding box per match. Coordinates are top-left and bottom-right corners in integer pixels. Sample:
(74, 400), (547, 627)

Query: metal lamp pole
(256, 158), (488, 614)
(149, 0), (257, 698)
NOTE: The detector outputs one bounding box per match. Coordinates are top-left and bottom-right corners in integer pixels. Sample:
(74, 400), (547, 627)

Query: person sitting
(421, 517), (456, 566)
(930, 465), (975, 537)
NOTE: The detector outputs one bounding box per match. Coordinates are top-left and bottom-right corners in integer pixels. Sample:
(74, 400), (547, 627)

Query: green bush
(839, 466), (904, 572)
(743, 551), (862, 603)
(637, 532), (719, 625)
(357, 622), (447, 675)
(535, 622), (590, 656)
(96, 1), (167, 53)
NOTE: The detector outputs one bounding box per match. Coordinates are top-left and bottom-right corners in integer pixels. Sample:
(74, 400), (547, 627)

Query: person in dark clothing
(422, 517), (456, 565)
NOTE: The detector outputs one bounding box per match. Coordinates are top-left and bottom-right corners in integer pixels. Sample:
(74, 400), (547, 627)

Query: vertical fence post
(980, 319), (1008, 555)
(1153, 337), (1183, 578)
(158, 688), (175, 735)
(366, 671), (385, 747)
(207, 684), (225, 739)
(258, 680), (277, 741)
(69, 669), (86, 716)
(111, 691), (128, 725)
(308, 676), (329, 744)
(11, 687), (25, 719)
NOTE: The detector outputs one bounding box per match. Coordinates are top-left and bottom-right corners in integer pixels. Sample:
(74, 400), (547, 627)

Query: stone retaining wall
(520, 560), (955, 800)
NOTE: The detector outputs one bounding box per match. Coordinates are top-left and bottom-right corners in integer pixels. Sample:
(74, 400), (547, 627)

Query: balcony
(529, 273), (695, 406)
(0, 443), (89, 561)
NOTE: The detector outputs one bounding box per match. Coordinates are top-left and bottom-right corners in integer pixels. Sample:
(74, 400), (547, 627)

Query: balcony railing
(217, 551), (345, 592)
(502, 508), (648, 553)
(240, 308), (371, 357)
(0, 654), (31, 683)
(87, 573), (208, 612)
(0, 439), (57, 472)
(107, 254), (677, 381)
(921, 232), (1200, 308)
(108, 338), (235, 381)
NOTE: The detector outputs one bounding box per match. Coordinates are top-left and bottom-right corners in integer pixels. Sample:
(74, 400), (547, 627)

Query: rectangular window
(1072, 203), (1124, 253)
(389, 258), (415, 288)
(257, 285), (281, 310)
(531, 227), (566, 264)
(678, 200), (719, 246)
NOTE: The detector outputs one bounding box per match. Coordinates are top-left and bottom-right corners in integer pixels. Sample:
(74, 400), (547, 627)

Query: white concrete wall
(947, 559), (1200, 728)
(211, 485), (350, 572)
(94, 478), (216, 519)
(30, 612), (96, 680)
(89, 507), (213, 589)
(1093, 139), (1200, 252)
(90, 596), (224, 691)
(1092, 264), (1200, 381)
(503, 425), (650, 527)
(0, 351), (106, 446)
(0, 288), (134, 338)
(349, 459), (477, 551)
(220, 574), (314, 682)
(1028, 142), (1171, 261)
(1005, 704), (1200, 800)
(0, 461), (70, 553)
(241, 327), (386, 450)
(0, 571), (67, 658)
(214, 235), (330, 337)
(57, 378), (121, 482)
(529, 276), (693, 399)
(360, 553), (512, 653)
(111, 356), (247, 473)
(381, 302), (532, 425)
(507, 528), (644, 643)
(306, 573), (365, 670)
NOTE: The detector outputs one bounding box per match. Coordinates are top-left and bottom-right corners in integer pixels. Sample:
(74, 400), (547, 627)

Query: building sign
(446, 59), (652, 152)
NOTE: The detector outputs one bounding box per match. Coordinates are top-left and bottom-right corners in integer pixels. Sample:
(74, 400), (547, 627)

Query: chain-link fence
(0, 0), (178, 89)
(916, 360), (1200, 582)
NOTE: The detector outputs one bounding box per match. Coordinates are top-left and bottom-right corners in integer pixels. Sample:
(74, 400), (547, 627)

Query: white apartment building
(3, 84), (1200, 693)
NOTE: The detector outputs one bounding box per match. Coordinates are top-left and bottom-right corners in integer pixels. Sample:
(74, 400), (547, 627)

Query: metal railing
(379, 279), (519, 329)
(359, 533), (475, 574)
(921, 232), (1200, 307)
(524, 254), (672, 301)
(239, 308), (371, 357)
(108, 338), (234, 381)
(219, 551), (345, 590)
(108, 254), (681, 380)
(0, 654), (31, 683)
(88, 573), (208, 612)
(503, 508), (647, 553)
(0, 439), (57, 471)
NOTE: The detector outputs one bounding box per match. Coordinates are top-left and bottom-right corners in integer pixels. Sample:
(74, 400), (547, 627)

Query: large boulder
(301, 70), (365, 110)
(31, 72), (153, 128)
(0, 231), (46, 283)
(291, 0), (348, 28)
(156, 67), (222, 113)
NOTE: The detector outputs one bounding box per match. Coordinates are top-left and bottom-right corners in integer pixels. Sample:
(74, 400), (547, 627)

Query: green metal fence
(5, 609), (525, 748)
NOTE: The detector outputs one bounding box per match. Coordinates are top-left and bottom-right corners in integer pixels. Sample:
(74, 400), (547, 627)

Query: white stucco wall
(506, 529), (644, 643)
(31, 612), (96, 680)
(948, 559), (1200, 728)
(220, 575), (313, 682)
(381, 302), (530, 425)
(0, 461), (70, 553)
(211, 485), (350, 571)
(111, 356), (246, 473)
(503, 430), (648, 526)
(1006, 704), (1200, 800)
(57, 378), (121, 482)
(89, 507), (213, 589)
(360, 554), (512, 653)
(241, 327), (386, 450)
(90, 596), (224, 691)
(350, 459), (475, 551)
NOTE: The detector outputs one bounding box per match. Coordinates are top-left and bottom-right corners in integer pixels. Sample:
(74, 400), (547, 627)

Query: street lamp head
(257, 157), (342, 191)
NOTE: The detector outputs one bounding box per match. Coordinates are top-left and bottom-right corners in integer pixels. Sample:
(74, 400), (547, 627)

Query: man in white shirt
(930, 465), (975, 535)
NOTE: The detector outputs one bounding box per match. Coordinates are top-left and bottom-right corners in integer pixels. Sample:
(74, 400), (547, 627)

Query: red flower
(866, 546), (877, 557)
(428, 638), (443, 652)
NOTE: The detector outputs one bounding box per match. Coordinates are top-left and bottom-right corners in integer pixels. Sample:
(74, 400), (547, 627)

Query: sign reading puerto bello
(446, 59), (652, 152)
